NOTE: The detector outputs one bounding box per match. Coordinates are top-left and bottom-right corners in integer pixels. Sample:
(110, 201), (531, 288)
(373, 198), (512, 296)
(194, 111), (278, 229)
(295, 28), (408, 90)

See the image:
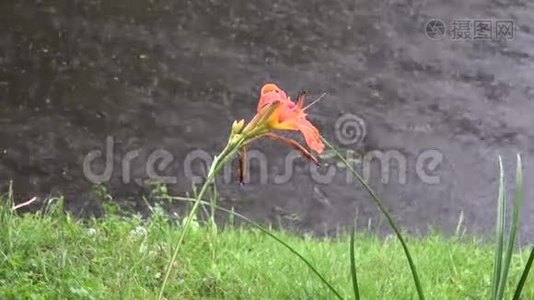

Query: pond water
(1, 0), (533, 241)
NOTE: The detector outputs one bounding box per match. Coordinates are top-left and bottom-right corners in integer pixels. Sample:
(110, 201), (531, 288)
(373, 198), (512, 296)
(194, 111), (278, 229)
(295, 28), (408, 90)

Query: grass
(1, 195), (533, 300)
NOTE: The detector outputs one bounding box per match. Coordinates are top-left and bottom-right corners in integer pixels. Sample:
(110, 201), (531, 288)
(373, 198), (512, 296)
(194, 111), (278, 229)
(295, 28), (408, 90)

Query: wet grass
(1, 196), (533, 299)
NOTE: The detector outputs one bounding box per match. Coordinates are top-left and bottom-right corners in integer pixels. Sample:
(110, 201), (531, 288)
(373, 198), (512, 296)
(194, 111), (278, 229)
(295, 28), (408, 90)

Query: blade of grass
(497, 154), (523, 299)
(164, 195), (344, 300)
(491, 156), (506, 300)
(512, 247), (534, 300)
(350, 225), (360, 300)
(4, 181), (14, 254)
(323, 138), (425, 300)
(5, 180), (14, 209)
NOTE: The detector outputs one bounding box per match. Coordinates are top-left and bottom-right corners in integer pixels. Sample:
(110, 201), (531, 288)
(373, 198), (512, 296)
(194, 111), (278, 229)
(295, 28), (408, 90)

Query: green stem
(512, 247), (534, 300)
(323, 138), (425, 300)
(157, 137), (243, 299)
(350, 225), (360, 300)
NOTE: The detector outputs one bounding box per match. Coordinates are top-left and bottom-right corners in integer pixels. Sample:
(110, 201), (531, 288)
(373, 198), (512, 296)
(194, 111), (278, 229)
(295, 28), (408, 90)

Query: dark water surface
(1, 0), (533, 240)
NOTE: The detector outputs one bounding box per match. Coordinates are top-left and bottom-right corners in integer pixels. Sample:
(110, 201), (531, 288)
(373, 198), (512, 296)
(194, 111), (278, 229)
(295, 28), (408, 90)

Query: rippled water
(1, 0), (533, 240)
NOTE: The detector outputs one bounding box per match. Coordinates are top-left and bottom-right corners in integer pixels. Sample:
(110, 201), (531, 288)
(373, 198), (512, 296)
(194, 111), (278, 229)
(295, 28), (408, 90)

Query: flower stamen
(303, 92), (327, 111)
(262, 132), (319, 166)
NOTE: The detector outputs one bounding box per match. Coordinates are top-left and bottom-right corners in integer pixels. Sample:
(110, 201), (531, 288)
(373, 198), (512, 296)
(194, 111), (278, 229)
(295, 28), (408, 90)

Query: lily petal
(295, 118), (325, 154)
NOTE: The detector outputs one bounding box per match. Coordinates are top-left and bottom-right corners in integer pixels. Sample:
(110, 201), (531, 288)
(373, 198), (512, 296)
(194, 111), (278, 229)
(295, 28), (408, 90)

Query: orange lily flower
(236, 83), (325, 184)
(256, 83), (325, 154)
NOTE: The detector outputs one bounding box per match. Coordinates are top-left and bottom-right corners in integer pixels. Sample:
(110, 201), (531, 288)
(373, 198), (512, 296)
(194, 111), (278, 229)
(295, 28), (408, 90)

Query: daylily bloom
(257, 83), (325, 153)
(161, 83), (329, 292)
(235, 83), (325, 183)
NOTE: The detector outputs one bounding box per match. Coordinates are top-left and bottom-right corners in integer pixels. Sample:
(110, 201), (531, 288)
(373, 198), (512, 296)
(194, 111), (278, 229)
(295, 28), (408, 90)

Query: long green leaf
(165, 196), (344, 300)
(492, 156), (506, 300)
(512, 247), (534, 300)
(323, 138), (425, 300)
(350, 225), (360, 300)
(497, 155), (523, 299)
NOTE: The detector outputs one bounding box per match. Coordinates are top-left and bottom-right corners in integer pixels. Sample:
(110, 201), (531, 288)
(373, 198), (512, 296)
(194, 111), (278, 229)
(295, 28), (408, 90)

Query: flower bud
(231, 119), (245, 134)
